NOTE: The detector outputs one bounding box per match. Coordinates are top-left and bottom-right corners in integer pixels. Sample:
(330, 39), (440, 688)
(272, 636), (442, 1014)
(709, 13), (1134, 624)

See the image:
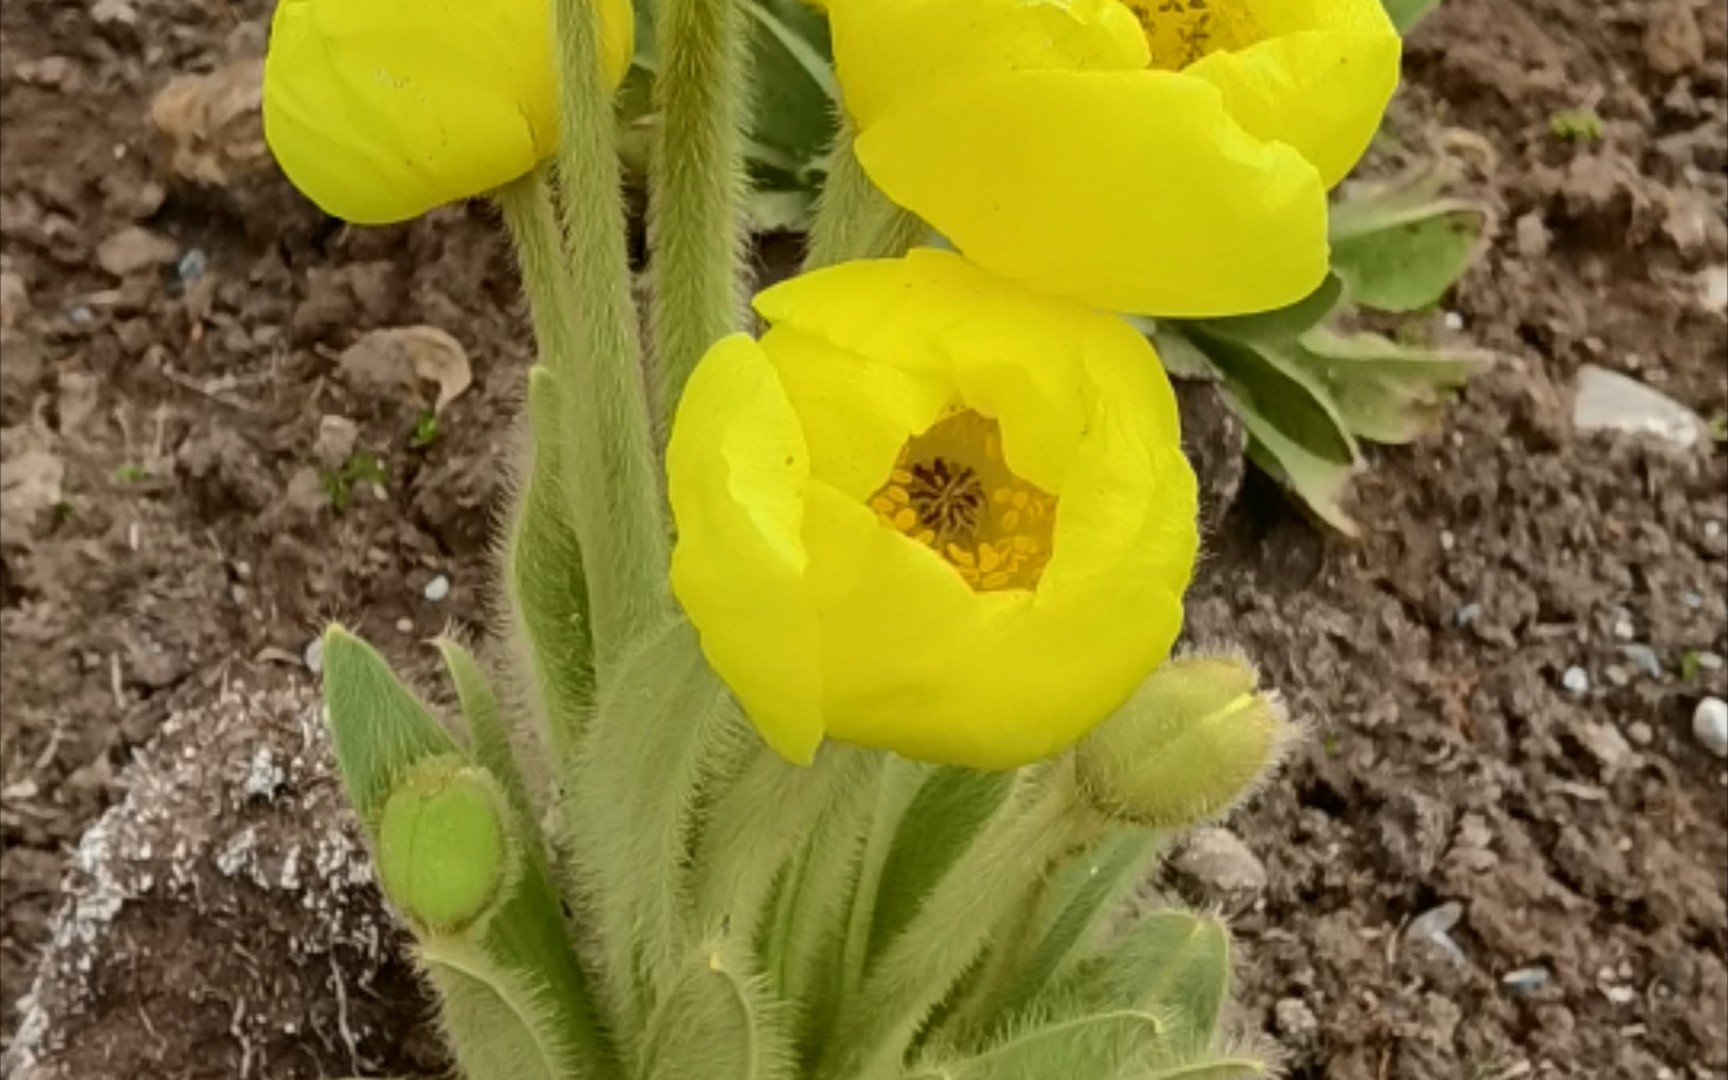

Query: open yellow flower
(667, 249), (1199, 769)
(827, 0), (1401, 318)
(262, 0), (634, 225)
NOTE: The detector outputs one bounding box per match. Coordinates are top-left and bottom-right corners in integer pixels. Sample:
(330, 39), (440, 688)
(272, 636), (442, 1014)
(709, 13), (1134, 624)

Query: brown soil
(2, 0), (1724, 1077)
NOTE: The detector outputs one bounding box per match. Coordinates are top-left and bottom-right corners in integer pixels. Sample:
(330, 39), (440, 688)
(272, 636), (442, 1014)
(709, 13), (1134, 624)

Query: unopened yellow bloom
(827, 0), (1401, 317)
(262, 0), (634, 225)
(667, 249), (1199, 769)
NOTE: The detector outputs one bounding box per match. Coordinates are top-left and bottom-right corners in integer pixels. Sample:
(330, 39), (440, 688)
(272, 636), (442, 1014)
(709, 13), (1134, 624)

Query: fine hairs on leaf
(568, 617), (738, 1038)
(418, 935), (593, 1080)
(648, 0), (753, 429)
(691, 743), (879, 941)
(955, 827), (1163, 1044)
(908, 1009), (1167, 1080)
(435, 636), (538, 829)
(816, 762), (1103, 1080)
(639, 937), (797, 1080)
(320, 625), (461, 825)
(499, 367), (597, 768)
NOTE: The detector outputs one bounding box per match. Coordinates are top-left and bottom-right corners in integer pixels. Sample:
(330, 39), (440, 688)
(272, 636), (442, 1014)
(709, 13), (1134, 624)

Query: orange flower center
(869, 409), (1057, 593)
(1123, 0), (1263, 70)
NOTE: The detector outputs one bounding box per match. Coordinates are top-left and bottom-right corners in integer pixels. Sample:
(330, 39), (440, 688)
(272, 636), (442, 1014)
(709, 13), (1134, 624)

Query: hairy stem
(549, 0), (669, 669)
(802, 123), (928, 271)
(648, 0), (751, 431)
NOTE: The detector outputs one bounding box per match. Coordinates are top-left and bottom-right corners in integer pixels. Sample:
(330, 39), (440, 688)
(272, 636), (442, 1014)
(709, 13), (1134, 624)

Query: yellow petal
(751, 252), (1199, 768)
(759, 327), (951, 501)
(757, 250), (1097, 490)
(262, 0), (633, 224)
(826, 0), (1147, 132)
(854, 71), (1330, 318)
(668, 334), (824, 764)
(1184, 0), (1401, 187)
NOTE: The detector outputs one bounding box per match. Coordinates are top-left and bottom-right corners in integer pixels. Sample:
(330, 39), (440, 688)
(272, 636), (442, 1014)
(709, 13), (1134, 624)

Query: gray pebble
(1562, 666), (1591, 695)
(1454, 602), (1483, 628)
(1618, 644), (1662, 678)
(423, 574), (451, 603)
(302, 637), (324, 675)
(1627, 721), (1654, 746)
(1502, 967), (1551, 997)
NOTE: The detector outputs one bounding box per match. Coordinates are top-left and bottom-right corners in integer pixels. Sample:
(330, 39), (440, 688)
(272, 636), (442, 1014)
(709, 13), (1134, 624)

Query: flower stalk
(648, 0), (752, 428)
(549, 0), (669, 669)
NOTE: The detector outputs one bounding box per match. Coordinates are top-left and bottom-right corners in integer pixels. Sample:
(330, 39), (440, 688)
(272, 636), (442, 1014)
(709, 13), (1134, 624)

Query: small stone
(395, 618), (414, 634)
(303, 637), (324, 675)
(90, 0), (137, 28)
(1696, 652), (1724, 672)
(1170, 826), (1267, 899)
(1502, 967), (1551, 997)
(1440, 530), (1456, 552)
(1627, 721), (1654, 746)
(1613, 617), (1635, 640)
(1561, 666), (1591, 695)
(1573, 365), (1709, 449)
(423, 574), (451, 603)
(313, 415), (360, 470)
(1454, 602), (1482, 628)
(1619, 644), (1663, 678)
(1683, 591), (1705, 609)
(1693, 697), (1728, 759)
(1605, 665), (1631, 688)
(1443, 311), (1464, 331)
(1576, 720), (1637, 775)
(96, 226), (177, 278)
(1274, 997), (1318, 1039)
(1603, 984), (1637, 1006)
(1514, 212), (1551, 258)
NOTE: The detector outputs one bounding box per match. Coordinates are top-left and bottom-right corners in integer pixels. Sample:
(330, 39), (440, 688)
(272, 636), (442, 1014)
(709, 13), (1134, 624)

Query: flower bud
(1075, 655), (1293, 829)
(377, 757), (513, 933)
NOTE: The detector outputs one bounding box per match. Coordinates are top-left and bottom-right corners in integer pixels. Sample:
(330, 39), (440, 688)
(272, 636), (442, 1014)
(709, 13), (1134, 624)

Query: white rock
(1573, 365), (1709, 449)
(1693, 697), (1728, 759)
(423, 574), (451, 603)
(1561, 666), (1591, 695)
(302, 637), (323, 675)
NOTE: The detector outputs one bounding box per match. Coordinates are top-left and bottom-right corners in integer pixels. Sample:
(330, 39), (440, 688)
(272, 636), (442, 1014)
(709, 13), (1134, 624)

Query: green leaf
(912, 1011), (1166, 1080)
(504, 367), (595, 767)
(436, 638), (538, 825)
(1226, 389), (1362, 537)
(1185, 328), (1358, 466)
(989, 829), (1161, 1024)
(1073, 911), (1231, 1054)
(320, 625), (460, 826)
(741, 0), (838, 182)
(1329, 175), (1487, 314)
(418, 936), (602, 1080)
(867, 767), (1014, 970)
(1379, 0), (1443, 34)
(571, 617), (740, 1033)
(640, 940), (793, 1080)
(1295, 327), (1490, 445)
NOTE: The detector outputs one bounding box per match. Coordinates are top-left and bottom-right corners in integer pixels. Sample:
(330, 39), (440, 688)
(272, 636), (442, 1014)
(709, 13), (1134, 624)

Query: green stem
(549, 0), (670, 669)
(648, 0), (750, 431)
(802, 123), (929, 271)
(816, 763), (1103, 1080)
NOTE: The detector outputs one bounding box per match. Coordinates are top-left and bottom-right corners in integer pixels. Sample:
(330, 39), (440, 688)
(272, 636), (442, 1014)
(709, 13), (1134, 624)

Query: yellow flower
(667, 249), (1199, 770)
(262, 0), (634, 225)
(826, 0), (1401, 318)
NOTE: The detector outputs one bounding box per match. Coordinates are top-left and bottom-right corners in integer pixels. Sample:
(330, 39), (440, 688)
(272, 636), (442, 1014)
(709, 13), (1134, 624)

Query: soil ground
(2, 0), (1725, 1077)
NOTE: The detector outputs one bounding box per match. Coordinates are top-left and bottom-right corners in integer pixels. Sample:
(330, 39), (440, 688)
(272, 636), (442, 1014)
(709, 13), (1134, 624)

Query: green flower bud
(377, 757), (513, 933)
(1075, 655), (1293, 829)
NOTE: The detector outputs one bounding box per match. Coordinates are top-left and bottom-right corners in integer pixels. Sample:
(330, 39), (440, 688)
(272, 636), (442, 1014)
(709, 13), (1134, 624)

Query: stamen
(868, 410), (1058, 593)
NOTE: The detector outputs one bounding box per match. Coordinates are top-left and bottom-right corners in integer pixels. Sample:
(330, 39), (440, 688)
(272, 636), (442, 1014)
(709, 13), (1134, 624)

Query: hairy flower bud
(377, 757), (513, 933)
(1075, 654), (1293, 829)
